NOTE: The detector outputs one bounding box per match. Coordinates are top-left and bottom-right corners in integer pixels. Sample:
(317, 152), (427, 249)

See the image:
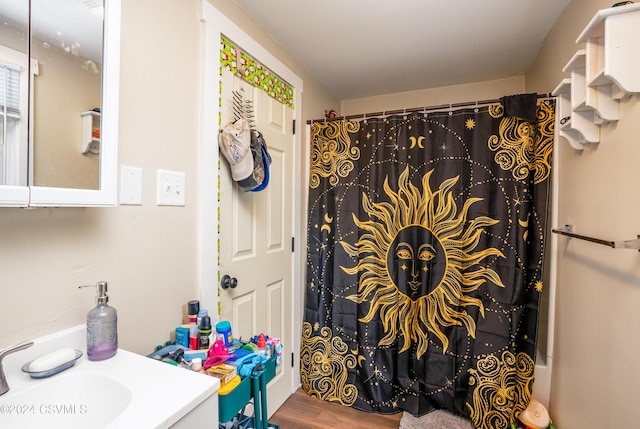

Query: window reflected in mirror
(0, 0), (29, 187)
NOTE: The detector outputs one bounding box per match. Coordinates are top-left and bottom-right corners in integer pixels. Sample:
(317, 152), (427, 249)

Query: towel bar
(552, 225), (640, 251)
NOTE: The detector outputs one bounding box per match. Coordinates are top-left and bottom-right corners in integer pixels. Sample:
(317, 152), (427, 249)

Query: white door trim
(198, 0), (304, 395)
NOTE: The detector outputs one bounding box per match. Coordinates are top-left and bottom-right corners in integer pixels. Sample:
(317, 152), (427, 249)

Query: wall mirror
(0, 0), (120, 207)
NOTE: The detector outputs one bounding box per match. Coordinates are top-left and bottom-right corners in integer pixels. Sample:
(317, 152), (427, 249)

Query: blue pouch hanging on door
(236, 129), (271, 192)
(250, 132), (271, 192)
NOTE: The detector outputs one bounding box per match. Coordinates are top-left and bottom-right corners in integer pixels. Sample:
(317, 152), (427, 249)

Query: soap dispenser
(79, 281), (118, 361)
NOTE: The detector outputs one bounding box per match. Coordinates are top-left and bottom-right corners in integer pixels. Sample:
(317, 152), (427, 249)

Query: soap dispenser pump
(79, 281), (118, 361)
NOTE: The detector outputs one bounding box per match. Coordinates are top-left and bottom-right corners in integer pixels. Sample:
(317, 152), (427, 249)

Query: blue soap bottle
(79, 281), (118, 361)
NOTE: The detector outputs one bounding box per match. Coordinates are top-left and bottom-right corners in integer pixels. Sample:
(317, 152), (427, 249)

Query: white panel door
(219, 68), (294, 415)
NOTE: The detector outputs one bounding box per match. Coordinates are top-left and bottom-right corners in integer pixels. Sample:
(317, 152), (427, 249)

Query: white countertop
(0, 325), (220, 428)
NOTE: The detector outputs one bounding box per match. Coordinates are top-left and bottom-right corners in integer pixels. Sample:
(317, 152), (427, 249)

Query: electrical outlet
(157, 169), (186, 206)
(120, 166), (142, 205)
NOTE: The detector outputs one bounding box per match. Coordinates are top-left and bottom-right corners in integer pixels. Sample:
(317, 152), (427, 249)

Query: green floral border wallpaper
(220, 37), (294, 109)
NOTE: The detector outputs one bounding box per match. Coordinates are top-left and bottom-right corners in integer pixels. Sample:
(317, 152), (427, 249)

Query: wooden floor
(269, 388), (402, 429)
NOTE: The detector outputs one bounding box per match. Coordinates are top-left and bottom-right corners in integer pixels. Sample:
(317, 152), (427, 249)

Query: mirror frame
(0, 0), (120, 207)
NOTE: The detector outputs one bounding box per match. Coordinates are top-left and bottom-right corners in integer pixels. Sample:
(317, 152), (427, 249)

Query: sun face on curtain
(390, 226), (444, 299)
(341, 168), (505, 359)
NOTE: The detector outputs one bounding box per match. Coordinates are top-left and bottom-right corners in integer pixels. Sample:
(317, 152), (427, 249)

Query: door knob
(221, 274), (238, 289)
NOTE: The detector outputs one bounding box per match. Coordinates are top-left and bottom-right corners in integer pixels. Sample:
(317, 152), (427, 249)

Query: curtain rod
(306, 93), (553, 124)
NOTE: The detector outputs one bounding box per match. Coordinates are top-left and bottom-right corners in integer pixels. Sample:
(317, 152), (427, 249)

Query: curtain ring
(448, 103), (453, 116)
(363, 113), (367, 124)
(474, 101), (479, 113)
(423, 107), (428, 118)
(403, 108), (407, 120)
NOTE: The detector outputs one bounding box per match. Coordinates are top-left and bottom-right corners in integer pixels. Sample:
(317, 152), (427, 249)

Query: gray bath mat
(399, 410), (474, 429)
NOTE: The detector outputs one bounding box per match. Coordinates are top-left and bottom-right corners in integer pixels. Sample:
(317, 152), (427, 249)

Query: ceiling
(233, 0), (571, 100)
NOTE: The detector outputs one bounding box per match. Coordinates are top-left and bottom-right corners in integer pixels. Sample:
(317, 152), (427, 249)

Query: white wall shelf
(584, 36), (619, 123)
(563, 49), (619, 125)
(576, 3), (640, 97)
(555, 3), (639, 150)
(552, 78), (596, 150)
(81, 111), (101, 155)
(563, 50), (589, 113)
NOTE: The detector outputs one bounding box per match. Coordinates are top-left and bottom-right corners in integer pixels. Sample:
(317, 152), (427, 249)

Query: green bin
(218, 374), (251, 423)
(218, 355), (278, 426)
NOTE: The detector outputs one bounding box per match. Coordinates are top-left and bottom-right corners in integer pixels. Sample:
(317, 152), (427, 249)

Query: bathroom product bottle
(216, 321), (232, 347)
(79, 281), (117, 361)
(187, 300), (200, 324)
(189, 323), (199, 350)
(191, 357), (202, 372)
(198, 316), (212, 350)
(256, 333), (267, 356)
(197, 309), (208, 327)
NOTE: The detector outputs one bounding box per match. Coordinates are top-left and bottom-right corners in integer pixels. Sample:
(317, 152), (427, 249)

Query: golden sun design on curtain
(300, 321), (358, 405)
(488, 101), (553, 185)
(467, 351), (536, 429)
(309, 121), (361, 189)
(341, 167), (505, 359)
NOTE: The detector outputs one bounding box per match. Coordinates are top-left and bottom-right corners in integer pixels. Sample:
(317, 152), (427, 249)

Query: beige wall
(0, 0), (337, 359)
(341, 76), (525, 116)
(526, 1), (640, 428)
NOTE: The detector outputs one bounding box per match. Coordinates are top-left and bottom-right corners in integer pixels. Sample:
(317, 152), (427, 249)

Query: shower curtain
(301, 97), (555, 429)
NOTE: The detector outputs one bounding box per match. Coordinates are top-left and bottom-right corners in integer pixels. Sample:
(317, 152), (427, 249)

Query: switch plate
(120, 166), (142, 205)
(157, 169), (186, 206)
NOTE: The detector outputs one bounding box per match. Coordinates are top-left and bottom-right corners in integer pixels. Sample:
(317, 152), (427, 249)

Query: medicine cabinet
(553, 3), (640, 150)
(0, 0), (121, 207)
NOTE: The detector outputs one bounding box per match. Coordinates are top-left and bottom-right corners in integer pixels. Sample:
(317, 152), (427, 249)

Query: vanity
(0, 325), (220, 428)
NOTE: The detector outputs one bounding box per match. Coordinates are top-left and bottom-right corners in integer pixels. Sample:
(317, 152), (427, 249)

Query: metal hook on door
(220, 274), (238, 289)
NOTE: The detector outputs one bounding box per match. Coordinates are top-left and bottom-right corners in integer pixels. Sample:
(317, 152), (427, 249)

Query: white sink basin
(0, 325), (220, 428)
(1, 371), (132, 428)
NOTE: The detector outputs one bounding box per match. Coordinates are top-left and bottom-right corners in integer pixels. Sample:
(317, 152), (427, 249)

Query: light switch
(120, 166), (142, 205)
(157, 169), (186, 206)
